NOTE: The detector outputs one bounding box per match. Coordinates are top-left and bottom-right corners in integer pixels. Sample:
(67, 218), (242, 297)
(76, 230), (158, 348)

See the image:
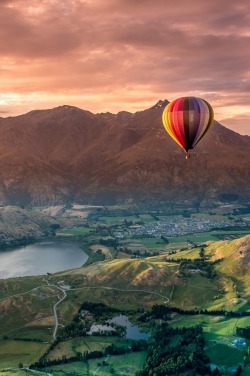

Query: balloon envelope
(162, 97), (214, 156)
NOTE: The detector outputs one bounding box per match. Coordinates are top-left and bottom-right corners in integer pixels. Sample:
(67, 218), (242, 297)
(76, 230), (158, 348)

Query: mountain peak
(150, 99), (169, 110)
(0, 102), (249, 207)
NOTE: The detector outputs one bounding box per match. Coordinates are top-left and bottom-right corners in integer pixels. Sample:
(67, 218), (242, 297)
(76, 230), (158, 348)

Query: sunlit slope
(1, 236), (250, 344)
(65, 258), (178, 287)
(206, 235), (250, 297)
(164, 235), (250, 310)
(57, 257), (220, 309)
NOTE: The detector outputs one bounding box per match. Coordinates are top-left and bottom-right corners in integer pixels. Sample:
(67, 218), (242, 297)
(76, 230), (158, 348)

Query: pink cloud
(0, 0), (249, 135)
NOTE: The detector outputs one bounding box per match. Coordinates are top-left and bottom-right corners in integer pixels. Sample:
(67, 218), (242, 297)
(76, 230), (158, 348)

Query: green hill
(53, 252), (220, 310)
(0, 235), (250, 371)
(163, 235), (250, 311)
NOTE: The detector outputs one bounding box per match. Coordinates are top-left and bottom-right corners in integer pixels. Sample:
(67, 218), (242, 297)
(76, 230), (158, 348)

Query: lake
(0, 239), (88, 279)
(88, 314), (149, 340)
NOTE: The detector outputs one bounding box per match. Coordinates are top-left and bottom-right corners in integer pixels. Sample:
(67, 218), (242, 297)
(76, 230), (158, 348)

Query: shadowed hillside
(0, 102), (249, 206)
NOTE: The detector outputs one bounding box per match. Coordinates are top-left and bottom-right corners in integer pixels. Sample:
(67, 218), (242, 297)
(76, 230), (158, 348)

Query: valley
(0, 204), (249, 375)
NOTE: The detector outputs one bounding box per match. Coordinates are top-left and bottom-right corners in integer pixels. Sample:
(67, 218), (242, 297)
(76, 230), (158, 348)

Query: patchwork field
(45, 351), (147, 376)
(0, 206), (249, 373)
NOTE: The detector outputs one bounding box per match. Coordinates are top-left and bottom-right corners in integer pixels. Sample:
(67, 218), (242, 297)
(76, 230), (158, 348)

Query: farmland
(0, 204), (249, 374)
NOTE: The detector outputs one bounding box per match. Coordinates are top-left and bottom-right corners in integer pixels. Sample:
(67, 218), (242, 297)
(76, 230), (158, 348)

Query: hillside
(0, 206), (79, 249)
(1, 235), (249, 341)
(0, 102), (249, 207)
(52, 235), (250, 311)
(0, 235), (250, 371)
(165, 235), (250, 310)
(206, 235), (250, 301)
(55, 256), (220, 310)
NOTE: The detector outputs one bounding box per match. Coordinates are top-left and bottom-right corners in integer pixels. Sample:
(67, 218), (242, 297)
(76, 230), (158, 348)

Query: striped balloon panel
(162, 97), (214, 152)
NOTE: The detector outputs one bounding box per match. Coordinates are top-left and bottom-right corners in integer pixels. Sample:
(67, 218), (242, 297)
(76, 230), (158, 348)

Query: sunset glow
(0, 0), (249, 135)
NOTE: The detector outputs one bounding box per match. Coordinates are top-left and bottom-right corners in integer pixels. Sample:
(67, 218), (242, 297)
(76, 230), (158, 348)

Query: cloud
(0, 0), (249, 135)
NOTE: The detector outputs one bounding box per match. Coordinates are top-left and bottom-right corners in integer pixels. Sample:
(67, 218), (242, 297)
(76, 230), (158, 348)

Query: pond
(88, 314), (149, 340)
(0, 238), (88, 279)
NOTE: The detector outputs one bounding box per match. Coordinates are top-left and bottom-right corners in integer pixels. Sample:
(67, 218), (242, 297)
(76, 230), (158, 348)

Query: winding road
(51, 286), (67, 339)
(0, 280), (169, 340)
(50, 284), (169, 339)
(44, 279), (68, 340)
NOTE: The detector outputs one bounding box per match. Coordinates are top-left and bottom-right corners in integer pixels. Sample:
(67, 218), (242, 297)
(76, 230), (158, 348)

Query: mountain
(0, 102), (249, 207)
(0, 206), (59, 248)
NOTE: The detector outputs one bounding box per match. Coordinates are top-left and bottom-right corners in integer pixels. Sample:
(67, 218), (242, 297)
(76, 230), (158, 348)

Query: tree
(235, 364), (242, 376)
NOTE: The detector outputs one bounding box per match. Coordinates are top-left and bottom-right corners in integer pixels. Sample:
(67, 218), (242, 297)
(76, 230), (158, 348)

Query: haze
(0, 0), (249, 135)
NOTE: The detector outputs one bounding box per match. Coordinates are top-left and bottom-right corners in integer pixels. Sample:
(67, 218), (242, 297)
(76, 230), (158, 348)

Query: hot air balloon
(162, 97), (214, 159)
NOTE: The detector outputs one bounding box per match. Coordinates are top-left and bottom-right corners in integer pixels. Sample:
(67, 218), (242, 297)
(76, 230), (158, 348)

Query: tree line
(136, 323), (213, 376)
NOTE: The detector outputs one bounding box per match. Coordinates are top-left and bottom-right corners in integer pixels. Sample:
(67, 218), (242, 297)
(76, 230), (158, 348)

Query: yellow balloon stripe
(162, 103), (186, 150)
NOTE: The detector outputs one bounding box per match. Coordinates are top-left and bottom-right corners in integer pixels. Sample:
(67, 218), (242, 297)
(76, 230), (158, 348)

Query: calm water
(108, 314), (149, 340)
(88, 314), (149, 340)
(0, 239), (88, 279)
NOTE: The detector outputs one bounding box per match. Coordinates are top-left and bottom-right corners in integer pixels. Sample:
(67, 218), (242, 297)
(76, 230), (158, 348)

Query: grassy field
(45, 351), (147, 375)
(206, 343), (245, 367)
(171, 314), (250, 341)
(140, 237), (166, 249)
(97, 215), (140, 225)
(0, 276), (44, 299)
(0, 282), (60, 337)
(64, 285), (170, 311)
(8, 325), (53, 342)
(47, 336), (132, 361)
(56, 226), (93, 236)
(0, 340), (49, 369)
(138, 213), (156, 223)
(0, 227), (248, 371)
(165, 229), (250, 247)
(0, 371), (47, 376)
(88, 351), (147, 376)
(170, 273), (220, 309)
(168, 246), (201, 259)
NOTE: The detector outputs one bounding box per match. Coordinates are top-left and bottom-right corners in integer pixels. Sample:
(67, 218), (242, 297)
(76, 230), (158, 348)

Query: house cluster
(129, 217), (235, 237)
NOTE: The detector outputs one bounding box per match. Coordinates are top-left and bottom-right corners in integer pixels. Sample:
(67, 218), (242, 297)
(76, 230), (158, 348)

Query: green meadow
(47, 336), (130, 362)
(56, 226), (93, 236)
(206, 343), (245, 368)
(45, 351), (147, 376)
(0, 340), (49, 368)
(0, 207), (249, 372)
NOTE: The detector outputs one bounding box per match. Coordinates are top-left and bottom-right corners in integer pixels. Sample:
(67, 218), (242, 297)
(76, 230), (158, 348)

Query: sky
(0, 0), (250, 135)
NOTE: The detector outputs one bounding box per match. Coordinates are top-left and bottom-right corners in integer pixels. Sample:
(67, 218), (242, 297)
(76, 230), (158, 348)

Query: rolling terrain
(0, 234), (250, 373)
(0, 102), (249, 206)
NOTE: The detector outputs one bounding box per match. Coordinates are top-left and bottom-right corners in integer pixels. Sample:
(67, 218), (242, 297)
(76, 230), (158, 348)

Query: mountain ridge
(0, 101), (249, 207)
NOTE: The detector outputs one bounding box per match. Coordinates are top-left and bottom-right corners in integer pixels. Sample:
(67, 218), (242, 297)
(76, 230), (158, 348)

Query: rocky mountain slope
(0, 101), (249, 207)
(0, 206), (59, 248)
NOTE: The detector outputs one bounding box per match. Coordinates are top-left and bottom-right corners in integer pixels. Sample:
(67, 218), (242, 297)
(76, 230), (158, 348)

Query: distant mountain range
(0, 101), (249, 207)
